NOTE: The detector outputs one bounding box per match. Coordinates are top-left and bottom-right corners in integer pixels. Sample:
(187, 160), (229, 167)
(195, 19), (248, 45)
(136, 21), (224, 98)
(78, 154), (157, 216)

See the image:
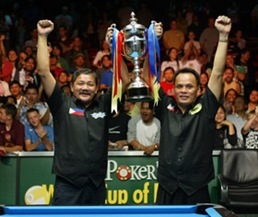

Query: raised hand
(37, 20), (54, 36)
(215, 16), (232, 34)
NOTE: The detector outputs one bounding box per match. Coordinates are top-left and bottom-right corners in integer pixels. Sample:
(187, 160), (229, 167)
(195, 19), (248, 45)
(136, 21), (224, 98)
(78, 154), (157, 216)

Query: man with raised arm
(155, 16), (232, 205)
(37, 20), (112, 205)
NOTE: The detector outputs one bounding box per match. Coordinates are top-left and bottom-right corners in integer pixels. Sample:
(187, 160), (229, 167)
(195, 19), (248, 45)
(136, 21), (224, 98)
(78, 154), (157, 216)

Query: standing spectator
(92, 40), (110, 69)
(137, 1), (153, 27)
(67, 36), (90, 69)
(175, 9), (188, 37)
(0, 103), (24, 155)
(116, 0), (135, 29)
(127, 100), (160, 155)
(228, 29), (246, 53)
(56, 25), (73, 57)
(181, 42), (202, 75)
(199, 17), (219, 62)
(187, 13), (203, 40)
(160, 47), (182, 81)
(234, 48), (256, 97)
(68, 53), (88, 82)
(25, 108), (54, 151)
(242, 107), (258, 149)
(51, 44), (69, 71)
(96, 54), (112, 82)
(54, 6), (73, 32)
(97, 11), (113, 49)
(198, 72), (209, 96)
(184, 31), (201, 55)
(163, 19), (185, 52)
(24, 28), (38, 57)
(160, 66), (175, 98)
(80, 12), (98, 48)
(99, 54), (113, 90)
(155, 16), (231, 205)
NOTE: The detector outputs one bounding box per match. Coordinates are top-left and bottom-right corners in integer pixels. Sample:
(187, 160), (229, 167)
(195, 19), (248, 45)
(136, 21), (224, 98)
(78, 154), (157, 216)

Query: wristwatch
(154, 144), (159, 150)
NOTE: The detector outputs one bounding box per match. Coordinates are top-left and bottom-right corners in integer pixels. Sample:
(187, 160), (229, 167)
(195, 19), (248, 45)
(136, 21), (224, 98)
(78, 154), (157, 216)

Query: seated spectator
(24, 45), (34, 58)
(108, 98), (131, 151)
(6, 95), (16, 105)
(242, 107), (258, 149)
(19, 85), (53, 127)
(2, 49), (20, 83)
(214, 105), (237, 149)
(200, 52), (213, 75)
(123, 94), (141, 117)
(57, 70), (69, 87)
(127, 100), (160, 155)
(9, 81), (26, 118)
(25, 108), (54, 151)
(0, 103), (24, 155)
(0, 78), (11, 97)
(223, 88), (239, 115)
(49, 53), (65, 79)
(0, 96), (7, 107)
(61, 84), (72, 97)
(247, 89), (258, 113)
(160, 66), (175, 98)
(227, 96), (248, 147)
(198, 72), (209, 96)
(19, 56), (41, 90)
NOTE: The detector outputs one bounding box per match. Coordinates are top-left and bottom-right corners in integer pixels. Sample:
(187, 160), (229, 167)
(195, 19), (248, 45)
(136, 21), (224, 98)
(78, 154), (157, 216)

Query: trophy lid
(123, 12), (146, 34)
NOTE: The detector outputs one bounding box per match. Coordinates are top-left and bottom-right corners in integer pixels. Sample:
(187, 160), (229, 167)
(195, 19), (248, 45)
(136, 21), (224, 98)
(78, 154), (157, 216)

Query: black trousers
(156, 185), (210, 205)
(52, 175), (106, 205)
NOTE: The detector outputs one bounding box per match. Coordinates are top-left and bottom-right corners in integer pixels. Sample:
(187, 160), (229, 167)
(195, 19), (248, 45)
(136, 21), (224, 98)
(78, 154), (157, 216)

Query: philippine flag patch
(69, 108), (84, 116)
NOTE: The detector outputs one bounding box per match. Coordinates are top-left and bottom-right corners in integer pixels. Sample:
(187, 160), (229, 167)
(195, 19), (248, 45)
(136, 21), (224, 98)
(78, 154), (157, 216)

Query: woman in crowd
(214, 105), (237, 149)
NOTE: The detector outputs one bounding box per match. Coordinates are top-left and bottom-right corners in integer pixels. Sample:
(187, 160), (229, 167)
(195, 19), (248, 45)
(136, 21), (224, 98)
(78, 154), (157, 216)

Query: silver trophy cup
(122, 12), (151, 102)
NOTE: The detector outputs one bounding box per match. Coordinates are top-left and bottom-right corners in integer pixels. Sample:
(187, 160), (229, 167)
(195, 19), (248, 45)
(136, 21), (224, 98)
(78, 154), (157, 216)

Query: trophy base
(126, 86), (152, 102)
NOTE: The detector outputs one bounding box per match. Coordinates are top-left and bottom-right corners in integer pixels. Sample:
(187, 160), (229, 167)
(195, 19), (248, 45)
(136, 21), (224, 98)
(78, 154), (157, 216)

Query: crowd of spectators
(1, 0), (258, 154)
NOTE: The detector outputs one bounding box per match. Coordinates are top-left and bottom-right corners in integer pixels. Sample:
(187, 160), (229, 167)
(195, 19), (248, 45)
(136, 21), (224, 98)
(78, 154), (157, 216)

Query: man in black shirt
(155, 16), (232, 205)
(37, 20), (113, 205)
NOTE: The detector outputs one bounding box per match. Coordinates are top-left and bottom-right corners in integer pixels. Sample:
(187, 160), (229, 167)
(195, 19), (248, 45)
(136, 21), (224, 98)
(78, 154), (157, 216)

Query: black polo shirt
(156, 87), (220, 195)
(47, 84), (111, 187)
